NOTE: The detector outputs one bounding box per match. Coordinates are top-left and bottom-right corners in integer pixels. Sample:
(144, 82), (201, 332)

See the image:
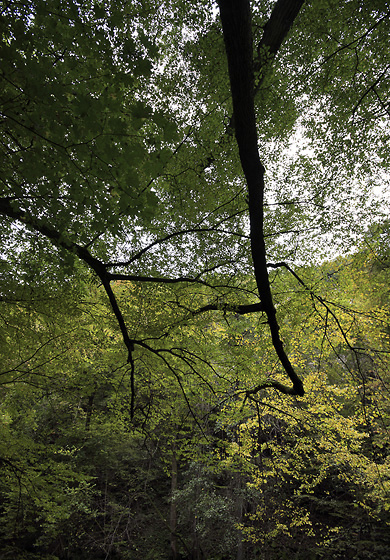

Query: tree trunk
(170, 447), (178, 559)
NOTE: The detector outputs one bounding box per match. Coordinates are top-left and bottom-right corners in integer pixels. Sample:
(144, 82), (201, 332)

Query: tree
(1, 0), (390, 420)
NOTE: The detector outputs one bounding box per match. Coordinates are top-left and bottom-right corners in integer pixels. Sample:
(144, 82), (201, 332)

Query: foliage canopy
(2, 0), (390, 401)
(1, 0), (390, 557)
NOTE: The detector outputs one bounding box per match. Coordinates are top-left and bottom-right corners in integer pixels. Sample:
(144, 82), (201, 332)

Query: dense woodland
(1, 0), (390, 558)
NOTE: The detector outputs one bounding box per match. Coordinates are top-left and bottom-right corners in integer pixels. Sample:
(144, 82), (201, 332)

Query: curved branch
(105, 220), (248, 269)
(0, 198), (134, 361)
(246, 379), (301, 397)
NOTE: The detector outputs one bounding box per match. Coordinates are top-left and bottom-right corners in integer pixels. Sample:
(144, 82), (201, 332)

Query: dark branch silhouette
(217, 0), (305, 396)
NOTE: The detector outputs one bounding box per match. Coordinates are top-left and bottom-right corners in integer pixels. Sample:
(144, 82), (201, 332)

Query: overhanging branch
(218, 0), (305, 396)
(178, 301), (264, 317)
(0, 198), (134, 362)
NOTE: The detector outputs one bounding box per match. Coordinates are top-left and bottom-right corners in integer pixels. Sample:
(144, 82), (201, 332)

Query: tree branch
(217, 0), (305, 396)
(246, 379), (301, 397)
(254, 0), (305, 95)
(181, 301), (264, 317)
(0, 198), (135, 360)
